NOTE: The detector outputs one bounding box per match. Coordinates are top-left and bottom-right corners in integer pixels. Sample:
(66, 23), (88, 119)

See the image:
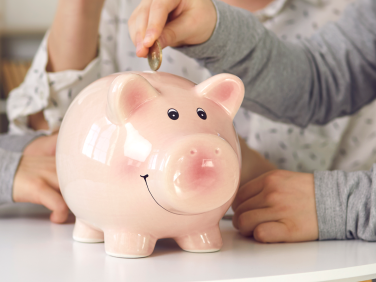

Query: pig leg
(104, 230), (157, 258)
(174, 225), (223, 252)
(73, 219), (104, 243)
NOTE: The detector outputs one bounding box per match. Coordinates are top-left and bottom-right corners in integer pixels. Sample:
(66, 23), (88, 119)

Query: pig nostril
(215, 148), (220, 155)
(190, 149), (197, 155)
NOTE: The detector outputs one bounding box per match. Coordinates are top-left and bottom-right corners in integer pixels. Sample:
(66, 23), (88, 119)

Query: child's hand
(13, 155), (69, 223)
(128, 0), (217, 57)
(232, 170), (319, 242)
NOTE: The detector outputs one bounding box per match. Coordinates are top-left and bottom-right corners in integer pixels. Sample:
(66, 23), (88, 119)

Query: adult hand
(23, 133), (58, 157)
(232, 170), (319, 242)
(13, 134), (68, 223)
(13, 155), (69, 223)
(128, 0), (217, 57)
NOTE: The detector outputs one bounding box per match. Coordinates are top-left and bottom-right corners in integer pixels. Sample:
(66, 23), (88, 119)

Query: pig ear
(195, 74), (244, 119)
(106, 73), (158, 125)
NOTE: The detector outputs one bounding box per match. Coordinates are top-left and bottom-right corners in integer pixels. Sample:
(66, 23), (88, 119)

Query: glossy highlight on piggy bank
(56, 71), (244, 258)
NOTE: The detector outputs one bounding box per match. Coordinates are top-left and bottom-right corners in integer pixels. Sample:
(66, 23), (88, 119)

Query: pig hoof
(104, 231), (156, 258)
(175, 226), (223, 252)
(73, 219), (104, 243)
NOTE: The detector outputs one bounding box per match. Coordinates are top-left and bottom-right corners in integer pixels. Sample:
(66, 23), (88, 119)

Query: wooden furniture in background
(0, 59), (31, 132)
(1, 59), (31, 97)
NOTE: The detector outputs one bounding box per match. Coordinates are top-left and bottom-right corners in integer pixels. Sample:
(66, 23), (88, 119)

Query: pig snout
(149, 134), (240, 215)
(172, 146), (223, 195)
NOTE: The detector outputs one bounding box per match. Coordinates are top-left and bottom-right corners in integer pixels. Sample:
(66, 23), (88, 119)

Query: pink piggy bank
(56, 71), (244, 258)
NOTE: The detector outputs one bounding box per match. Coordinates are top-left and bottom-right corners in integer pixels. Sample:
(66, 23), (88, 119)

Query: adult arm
(129, 0), (376, 241)
(177, 0), (376, 127)
(176, 0), (376, 240)
(193, 1), (376, 240)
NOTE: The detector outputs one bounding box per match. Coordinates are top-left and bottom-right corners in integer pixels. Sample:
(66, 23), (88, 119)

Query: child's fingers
(143, 0), (181, 47)
(158, 14), (193, 48)
(129, 0), (152, 50)
(253, 222), (290, 243)
(158, 2), (217, 48)
(136, 32), (149, 58)
(234, 208), (278, 236)
(37, 185), (69, 223)
(129, 0), (216, 54)
(232, 176), (265, 211)
(135, 2), (152, 57)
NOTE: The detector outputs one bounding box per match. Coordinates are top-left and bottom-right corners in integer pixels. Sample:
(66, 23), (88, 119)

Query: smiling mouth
(140, 174), (166, 211)
(140, 174), (149, 181)
(140, 174), (183, 215)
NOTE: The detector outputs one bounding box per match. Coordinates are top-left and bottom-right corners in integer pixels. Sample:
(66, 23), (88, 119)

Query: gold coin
(148, 40), (162, 71)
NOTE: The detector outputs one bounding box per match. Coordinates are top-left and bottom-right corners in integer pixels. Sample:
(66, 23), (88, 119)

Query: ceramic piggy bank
(56, 71), (244, 258)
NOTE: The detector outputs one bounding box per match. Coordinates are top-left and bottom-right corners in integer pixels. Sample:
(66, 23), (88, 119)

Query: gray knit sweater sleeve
(314, 167), (376, 241)
(176, 0), (376, 241)
(177, 0), (376, 128)
(0, 133), (43, 204)
(0, 149), (22, 204)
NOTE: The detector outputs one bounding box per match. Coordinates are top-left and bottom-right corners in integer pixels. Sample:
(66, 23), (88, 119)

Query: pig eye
(167, 108), (179, 120)
(197, 108), (207, 120)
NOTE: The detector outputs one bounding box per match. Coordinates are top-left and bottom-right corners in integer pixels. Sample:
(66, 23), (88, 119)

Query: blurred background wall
(2, 0), (58, 33)
(0, 0), (58, 132)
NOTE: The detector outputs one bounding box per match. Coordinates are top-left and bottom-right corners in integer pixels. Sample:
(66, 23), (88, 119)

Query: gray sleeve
(314, 167), (376, 241)
(0, 132), (44, 152)
(176, 0), (376, 127)
(0, 148), (22, 204)
(0, 133), (43, 204)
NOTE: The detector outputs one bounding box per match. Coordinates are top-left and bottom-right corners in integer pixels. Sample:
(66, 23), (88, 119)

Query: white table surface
(1, 203), (376, 282)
